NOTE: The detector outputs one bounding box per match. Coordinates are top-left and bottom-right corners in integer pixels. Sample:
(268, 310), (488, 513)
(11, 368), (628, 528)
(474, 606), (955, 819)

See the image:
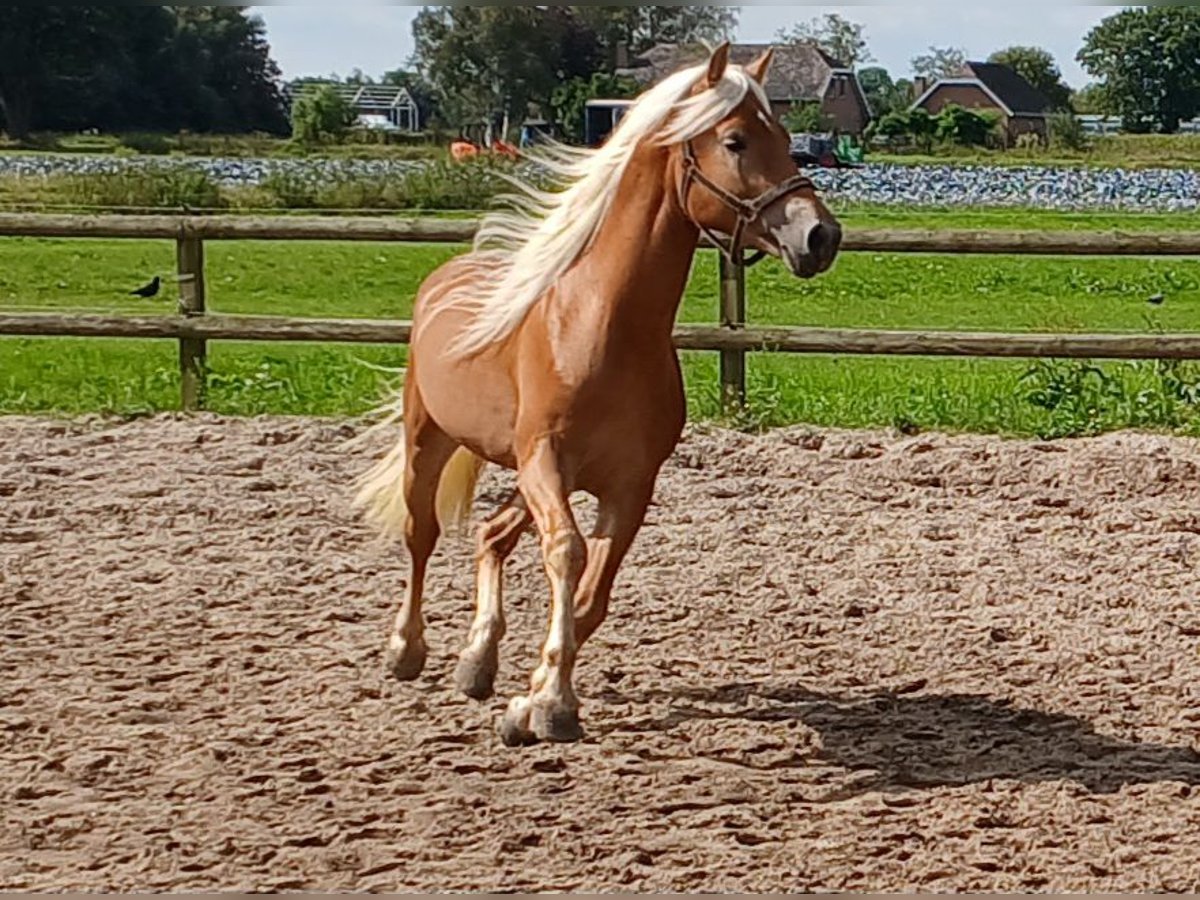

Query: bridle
(677, 139), (816, 267)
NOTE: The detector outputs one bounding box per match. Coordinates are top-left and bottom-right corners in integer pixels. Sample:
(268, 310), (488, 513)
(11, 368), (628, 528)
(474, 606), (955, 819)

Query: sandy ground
(4, 413), (1200, 892)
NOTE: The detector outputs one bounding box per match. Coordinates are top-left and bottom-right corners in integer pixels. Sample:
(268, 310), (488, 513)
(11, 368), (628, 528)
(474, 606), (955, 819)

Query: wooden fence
(3, 212), (1200, 411)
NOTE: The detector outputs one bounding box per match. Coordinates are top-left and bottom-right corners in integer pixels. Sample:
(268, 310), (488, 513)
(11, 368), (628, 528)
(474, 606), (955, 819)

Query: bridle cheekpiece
(676, 139), (816, 267)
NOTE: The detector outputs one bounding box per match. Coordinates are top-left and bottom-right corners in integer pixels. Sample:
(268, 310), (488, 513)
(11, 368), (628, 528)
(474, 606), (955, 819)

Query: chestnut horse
(355, 44), (842, 745)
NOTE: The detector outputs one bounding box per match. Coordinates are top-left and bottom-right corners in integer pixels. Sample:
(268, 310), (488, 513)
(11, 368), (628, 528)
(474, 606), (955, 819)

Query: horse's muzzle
(780, 219), (842, 278)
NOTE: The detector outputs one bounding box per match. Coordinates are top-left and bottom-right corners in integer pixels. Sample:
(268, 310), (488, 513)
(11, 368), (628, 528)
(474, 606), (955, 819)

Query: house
(615, 42), (871, 136)
(910, 62), (1053, 145)
(286, 81), (421, 133)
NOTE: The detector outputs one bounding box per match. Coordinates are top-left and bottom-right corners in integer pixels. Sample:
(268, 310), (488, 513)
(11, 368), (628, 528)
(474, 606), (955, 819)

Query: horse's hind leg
(385, 392), (457, 681)
(455, 491), (531, 701)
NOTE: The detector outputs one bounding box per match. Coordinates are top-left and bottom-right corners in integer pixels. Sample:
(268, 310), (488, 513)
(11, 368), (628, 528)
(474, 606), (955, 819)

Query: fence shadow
(601, 681), (1200, 795)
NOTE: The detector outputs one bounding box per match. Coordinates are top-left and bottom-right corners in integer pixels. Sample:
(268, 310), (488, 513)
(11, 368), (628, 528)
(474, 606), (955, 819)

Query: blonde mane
(435, 61), (769, 357)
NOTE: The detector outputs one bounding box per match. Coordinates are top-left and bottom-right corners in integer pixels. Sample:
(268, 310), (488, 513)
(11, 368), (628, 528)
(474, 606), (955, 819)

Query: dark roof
(963, 62), (1052, 115)
(617, 42), (846, 104)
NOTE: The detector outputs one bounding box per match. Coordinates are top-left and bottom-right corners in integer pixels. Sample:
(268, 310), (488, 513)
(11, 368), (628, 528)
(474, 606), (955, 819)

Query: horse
(354, 43), (843, 746)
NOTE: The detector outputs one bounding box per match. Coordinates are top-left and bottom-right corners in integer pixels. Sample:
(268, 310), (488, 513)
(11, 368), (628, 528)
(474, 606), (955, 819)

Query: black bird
(130, 276), (161, 299)
(1148, 293), (1165, 305)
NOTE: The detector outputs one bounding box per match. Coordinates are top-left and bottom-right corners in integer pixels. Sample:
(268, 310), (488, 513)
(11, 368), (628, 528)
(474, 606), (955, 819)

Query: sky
(251, 5), (1117, 89)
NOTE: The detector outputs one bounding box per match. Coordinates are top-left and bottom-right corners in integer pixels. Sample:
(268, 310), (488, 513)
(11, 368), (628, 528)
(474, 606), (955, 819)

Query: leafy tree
(987, 46), (1072, 111)
(550, 72), (639, 143)
(290, 84), (354, 144)
(413, 6), (739, 134)
(780, 102), (827, 133)
(1077, 5), (1200, 133)
(413, 6), (599, 135)
(934, 104), (997, 146)
(1070, 82), (1107, 116)
(857, 66), (913, 118)
(911, 46), (967, 82)
(869, 108), (939, 152)
(1048, 111), (1089, 151)
(775, 13), (872, 68)
(0, 6), (285, 139)
(166, 7), (287, 133)
(575, 6), (739, 69)
(0, 7), (144, 139)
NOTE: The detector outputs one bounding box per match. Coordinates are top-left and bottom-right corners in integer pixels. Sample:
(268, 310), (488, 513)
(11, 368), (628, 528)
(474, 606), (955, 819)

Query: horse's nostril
(807, 222), (840, 260)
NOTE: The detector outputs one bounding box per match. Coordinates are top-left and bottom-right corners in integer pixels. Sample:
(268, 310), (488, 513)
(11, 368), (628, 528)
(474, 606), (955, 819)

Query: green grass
(4, 204), (1200, 436)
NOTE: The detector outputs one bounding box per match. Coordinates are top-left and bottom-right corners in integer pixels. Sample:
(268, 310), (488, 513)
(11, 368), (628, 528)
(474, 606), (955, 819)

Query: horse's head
(675, 43), (842, 278)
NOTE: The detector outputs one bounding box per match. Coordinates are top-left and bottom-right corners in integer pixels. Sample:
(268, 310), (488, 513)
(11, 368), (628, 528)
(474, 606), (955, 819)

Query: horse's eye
(722, 134), (746, 153)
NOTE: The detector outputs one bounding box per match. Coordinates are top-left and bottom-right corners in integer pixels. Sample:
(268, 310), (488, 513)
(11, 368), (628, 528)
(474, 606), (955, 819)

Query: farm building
(615, 42), (872, 136)
(910, 62), (1053, 145)
(285, 81), (421, 133)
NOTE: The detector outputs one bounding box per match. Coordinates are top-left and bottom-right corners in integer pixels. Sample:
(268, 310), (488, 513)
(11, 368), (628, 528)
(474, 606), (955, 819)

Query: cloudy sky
(252, 5), (1116, 88)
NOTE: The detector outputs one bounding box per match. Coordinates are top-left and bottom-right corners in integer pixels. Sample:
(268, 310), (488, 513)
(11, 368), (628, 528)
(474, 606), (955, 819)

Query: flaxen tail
(353, 439), (483, 540)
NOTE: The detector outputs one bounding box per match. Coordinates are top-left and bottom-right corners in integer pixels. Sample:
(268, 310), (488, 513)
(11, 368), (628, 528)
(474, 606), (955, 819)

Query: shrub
(934, 104), (997, 146)
(120, 132), (172, 155)
(1048, 112), (1089, 152)
(291, 84), (355, 144)
(1020, 354), (1200, 439)
(1014, 132), (1042, 156)
(781, 102), (827, 133)
(260, 170), (320, 208)
(61, 167), (224, 210)
(389, 157), (528, 210)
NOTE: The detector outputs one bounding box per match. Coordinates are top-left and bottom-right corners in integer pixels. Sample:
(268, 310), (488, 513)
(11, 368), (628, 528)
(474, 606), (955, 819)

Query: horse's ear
(745, 47), (774, 86)
(704, 42), (731, 88)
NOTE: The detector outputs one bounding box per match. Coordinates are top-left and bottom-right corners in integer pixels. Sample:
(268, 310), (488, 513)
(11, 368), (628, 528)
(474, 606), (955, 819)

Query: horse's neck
(563, 147), (697, 341)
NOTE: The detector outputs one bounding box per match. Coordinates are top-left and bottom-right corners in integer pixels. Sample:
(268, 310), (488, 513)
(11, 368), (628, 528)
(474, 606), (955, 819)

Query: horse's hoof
(531, 702), (584, 743)
(384, 635), (427, 682)
(454, 647), (498, 701)
(499, 696), (536, 747)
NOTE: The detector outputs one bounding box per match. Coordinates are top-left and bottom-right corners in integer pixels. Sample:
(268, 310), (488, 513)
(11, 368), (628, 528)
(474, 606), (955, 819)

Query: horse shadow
(602, 680), (1200, 795)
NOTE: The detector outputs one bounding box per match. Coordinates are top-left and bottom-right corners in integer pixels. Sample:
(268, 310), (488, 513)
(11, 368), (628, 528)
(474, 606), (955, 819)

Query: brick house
(615, 42), (872, 136)
(910, 62), (1053, 145)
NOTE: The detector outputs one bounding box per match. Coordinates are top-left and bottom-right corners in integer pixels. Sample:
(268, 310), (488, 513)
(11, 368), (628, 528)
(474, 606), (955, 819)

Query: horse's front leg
(573, 482), (654, 649)
(500, 439), (588, 745)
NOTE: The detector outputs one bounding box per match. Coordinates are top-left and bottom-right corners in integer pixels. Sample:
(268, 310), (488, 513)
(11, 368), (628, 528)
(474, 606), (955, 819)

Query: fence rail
(5, 212), (1200, 255)
(2, 212), (1199, 412)
(7, 311), (1200, 360)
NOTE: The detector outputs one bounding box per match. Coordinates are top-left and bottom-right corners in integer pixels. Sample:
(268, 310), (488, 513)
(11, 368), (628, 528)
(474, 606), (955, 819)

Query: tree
(550, 72), (639, 143)
(575, 6), (739, 70)
(911, 46), (967, 82)
(1077, 6), (1200, 133)
(0, 6), (286, 139)
(775, 13), (872, 68)
(412, 6), (739, 136)
(0, 7), (145, 139)
(988, 46), (1072, 111)
(167, 7), (287, 134)
(291, 84), (354, 143)
(857, 66), (912, 118)
(413, 6), (599, 135)
(780, 102), (827, 133)
(934, 104), (997, 146)
(1070, 83), (1107, 116)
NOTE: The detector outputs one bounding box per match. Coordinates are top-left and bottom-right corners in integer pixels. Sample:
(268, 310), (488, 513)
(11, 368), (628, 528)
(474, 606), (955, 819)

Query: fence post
(175, 229), (206, 411)
(718, 250), (747, 409)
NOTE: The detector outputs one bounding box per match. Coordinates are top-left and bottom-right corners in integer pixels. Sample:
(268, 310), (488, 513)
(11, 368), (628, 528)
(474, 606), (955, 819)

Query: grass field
(4, 205), (1200, 437)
